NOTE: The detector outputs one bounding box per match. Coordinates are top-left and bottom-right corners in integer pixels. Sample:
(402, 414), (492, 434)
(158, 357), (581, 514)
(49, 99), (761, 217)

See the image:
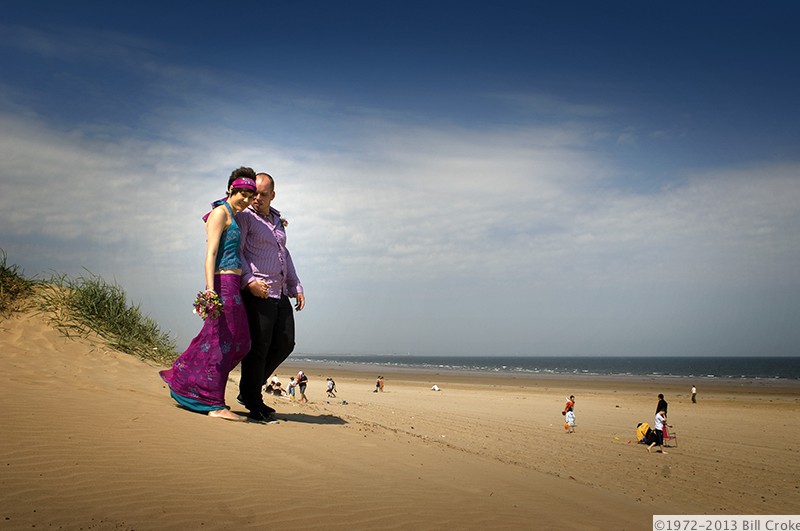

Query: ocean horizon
(291, 355), (800, 380)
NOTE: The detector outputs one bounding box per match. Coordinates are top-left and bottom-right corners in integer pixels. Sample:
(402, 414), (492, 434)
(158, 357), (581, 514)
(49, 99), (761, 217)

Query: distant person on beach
(656, 394), (668, 417)
(374, 376), (385, 392)
(265, 382), (286, 397)
(647, 410), (668, 454)
(691, 385), (697, 403)
(326, 377), (337, 398)
(159, 169), (257, 421)
(237, 171), (305, 423)
(287, 376), (297, 400)
(562, 395), (575, 416)
(296, 370), (309, 403)
(565, 407), (576, 433)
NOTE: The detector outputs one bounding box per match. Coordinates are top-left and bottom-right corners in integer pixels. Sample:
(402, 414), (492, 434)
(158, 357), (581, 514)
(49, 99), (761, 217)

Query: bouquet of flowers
(193, 290), (223, 320)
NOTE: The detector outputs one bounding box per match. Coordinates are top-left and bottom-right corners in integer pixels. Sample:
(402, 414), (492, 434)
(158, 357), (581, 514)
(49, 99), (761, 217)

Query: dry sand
(2, 310), (799, 530)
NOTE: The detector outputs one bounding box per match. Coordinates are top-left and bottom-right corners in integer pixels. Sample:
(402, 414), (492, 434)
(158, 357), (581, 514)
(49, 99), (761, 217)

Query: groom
(236, 172), (305, 423)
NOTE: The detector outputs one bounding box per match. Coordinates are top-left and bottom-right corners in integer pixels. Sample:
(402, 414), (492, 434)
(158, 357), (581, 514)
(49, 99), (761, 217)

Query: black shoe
(260, 404), (276, 415)
(247, 409), (276, 424)
(237, 394), (273, 411)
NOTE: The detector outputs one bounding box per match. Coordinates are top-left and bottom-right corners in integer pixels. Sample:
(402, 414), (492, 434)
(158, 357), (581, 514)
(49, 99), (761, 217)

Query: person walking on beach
(647, 410), (668, 454)
(159, 169), (257, 421)
(691, 385), (697, 404)
(237, 172), (305, 423)
(326, 377), (337, 398)
(655, 394), (668, 417)
(296, 370), (309, 403)
(562, 395), (575, 416)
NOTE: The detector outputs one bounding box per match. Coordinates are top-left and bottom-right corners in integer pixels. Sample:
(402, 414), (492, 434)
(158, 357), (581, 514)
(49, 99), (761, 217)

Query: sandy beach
(2, 310), (799, 530)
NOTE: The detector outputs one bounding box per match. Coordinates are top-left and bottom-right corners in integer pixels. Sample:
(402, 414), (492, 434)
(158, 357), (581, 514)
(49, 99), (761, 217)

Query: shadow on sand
(274, 412), (348, 425)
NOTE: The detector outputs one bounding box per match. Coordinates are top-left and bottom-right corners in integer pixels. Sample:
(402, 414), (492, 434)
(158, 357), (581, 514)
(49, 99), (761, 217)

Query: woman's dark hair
(227, 166), (256, 190)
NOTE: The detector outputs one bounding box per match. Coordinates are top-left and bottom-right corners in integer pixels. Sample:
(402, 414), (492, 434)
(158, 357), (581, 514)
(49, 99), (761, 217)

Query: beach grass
(0, 250), (39, 317)
(37, 271), (177, 364)
(1, 250), (176, 364)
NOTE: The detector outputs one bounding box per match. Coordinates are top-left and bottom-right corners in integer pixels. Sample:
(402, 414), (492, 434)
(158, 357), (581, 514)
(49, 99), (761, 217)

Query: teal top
(214, 203), (242, 270)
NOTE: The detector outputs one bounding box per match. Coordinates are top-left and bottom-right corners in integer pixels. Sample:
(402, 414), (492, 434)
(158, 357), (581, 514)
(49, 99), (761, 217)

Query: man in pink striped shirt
(236, 172), (305, 423)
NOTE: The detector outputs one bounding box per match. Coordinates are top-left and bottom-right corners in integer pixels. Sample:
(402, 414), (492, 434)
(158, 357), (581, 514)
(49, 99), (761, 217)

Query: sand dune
(2, 310), (799, 530)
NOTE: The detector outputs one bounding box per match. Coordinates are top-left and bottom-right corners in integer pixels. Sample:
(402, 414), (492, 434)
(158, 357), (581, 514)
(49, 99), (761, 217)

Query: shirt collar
(248, 205), (281, 219)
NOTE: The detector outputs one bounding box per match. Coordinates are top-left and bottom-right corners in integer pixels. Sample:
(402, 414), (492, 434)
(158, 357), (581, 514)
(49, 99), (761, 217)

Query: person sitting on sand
(159, 169), (257, 421)
(647, 410), (668, 454)
(265, 382), (286, 397)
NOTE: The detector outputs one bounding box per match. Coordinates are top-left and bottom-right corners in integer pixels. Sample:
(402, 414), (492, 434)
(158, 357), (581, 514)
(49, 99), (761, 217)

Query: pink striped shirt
(236, 205), (303, 299)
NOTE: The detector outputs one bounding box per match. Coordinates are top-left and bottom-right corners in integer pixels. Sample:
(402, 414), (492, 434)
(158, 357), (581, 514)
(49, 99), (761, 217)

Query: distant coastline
(288, 355), (800, 381)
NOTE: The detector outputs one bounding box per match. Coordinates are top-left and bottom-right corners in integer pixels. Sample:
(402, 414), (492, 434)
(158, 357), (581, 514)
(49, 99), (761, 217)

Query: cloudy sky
(2, 2), (799, 357)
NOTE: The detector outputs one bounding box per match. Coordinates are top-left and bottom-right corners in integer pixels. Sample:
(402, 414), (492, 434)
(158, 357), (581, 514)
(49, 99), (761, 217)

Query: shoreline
(281, 358), (800, 391)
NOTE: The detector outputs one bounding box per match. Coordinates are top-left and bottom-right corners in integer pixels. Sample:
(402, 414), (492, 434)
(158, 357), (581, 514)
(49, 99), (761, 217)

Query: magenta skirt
(159, 274), (250, 411)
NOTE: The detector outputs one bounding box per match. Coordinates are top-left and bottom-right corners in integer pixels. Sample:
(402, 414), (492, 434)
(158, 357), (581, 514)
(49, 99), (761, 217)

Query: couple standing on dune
(160, 166), (305, 423)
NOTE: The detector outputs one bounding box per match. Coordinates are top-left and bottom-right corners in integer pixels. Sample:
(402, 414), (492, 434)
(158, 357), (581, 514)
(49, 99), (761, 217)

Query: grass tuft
(37, 271), (177, 364)
(0, 250), (38, 317)
(1, 250), (176, 364)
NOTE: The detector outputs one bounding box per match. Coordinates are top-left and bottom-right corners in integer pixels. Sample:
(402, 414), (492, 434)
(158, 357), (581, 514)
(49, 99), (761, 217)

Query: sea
(292, 355), (800, 381)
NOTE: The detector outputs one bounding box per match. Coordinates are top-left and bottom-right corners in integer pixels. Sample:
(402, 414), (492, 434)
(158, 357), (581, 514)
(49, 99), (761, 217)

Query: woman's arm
(204, 205), (230, 291)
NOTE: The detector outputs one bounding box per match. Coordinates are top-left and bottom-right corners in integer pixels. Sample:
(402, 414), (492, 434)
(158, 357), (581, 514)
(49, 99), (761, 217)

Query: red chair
(662, 424), (678, 448)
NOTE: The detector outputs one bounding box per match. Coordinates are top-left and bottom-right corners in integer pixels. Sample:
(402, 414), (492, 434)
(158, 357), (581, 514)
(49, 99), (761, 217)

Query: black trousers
(239, 292), (296, 410)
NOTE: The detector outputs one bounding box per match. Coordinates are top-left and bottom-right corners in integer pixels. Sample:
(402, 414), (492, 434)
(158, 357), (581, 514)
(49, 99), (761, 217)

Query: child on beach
(565, 407), (576, 433)
(287, 377), (297, 400)
(647, 410), (668, 454)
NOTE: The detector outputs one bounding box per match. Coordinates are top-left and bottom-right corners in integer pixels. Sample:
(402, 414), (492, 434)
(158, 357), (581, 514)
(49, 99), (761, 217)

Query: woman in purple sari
(160, 168), (257, 421)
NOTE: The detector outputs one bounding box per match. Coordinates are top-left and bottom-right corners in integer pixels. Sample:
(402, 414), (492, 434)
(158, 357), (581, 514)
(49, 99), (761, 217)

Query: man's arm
(285, 248), (305, 310)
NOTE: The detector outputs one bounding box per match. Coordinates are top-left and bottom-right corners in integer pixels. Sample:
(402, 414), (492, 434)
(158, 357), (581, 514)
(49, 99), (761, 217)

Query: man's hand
(293, 293), (305, 311)
(247, 280), (270, 298)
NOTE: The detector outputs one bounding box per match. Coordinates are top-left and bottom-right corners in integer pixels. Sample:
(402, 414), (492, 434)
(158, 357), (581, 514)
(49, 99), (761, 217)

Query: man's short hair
(256, 172), (275, 189)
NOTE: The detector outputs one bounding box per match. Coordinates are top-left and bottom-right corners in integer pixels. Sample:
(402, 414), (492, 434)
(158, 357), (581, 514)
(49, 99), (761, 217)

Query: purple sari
(160, 273), (250, 411)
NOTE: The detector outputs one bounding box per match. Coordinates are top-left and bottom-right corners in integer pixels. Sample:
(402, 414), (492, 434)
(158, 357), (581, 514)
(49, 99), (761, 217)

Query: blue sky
(2, 1), (799, 357)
